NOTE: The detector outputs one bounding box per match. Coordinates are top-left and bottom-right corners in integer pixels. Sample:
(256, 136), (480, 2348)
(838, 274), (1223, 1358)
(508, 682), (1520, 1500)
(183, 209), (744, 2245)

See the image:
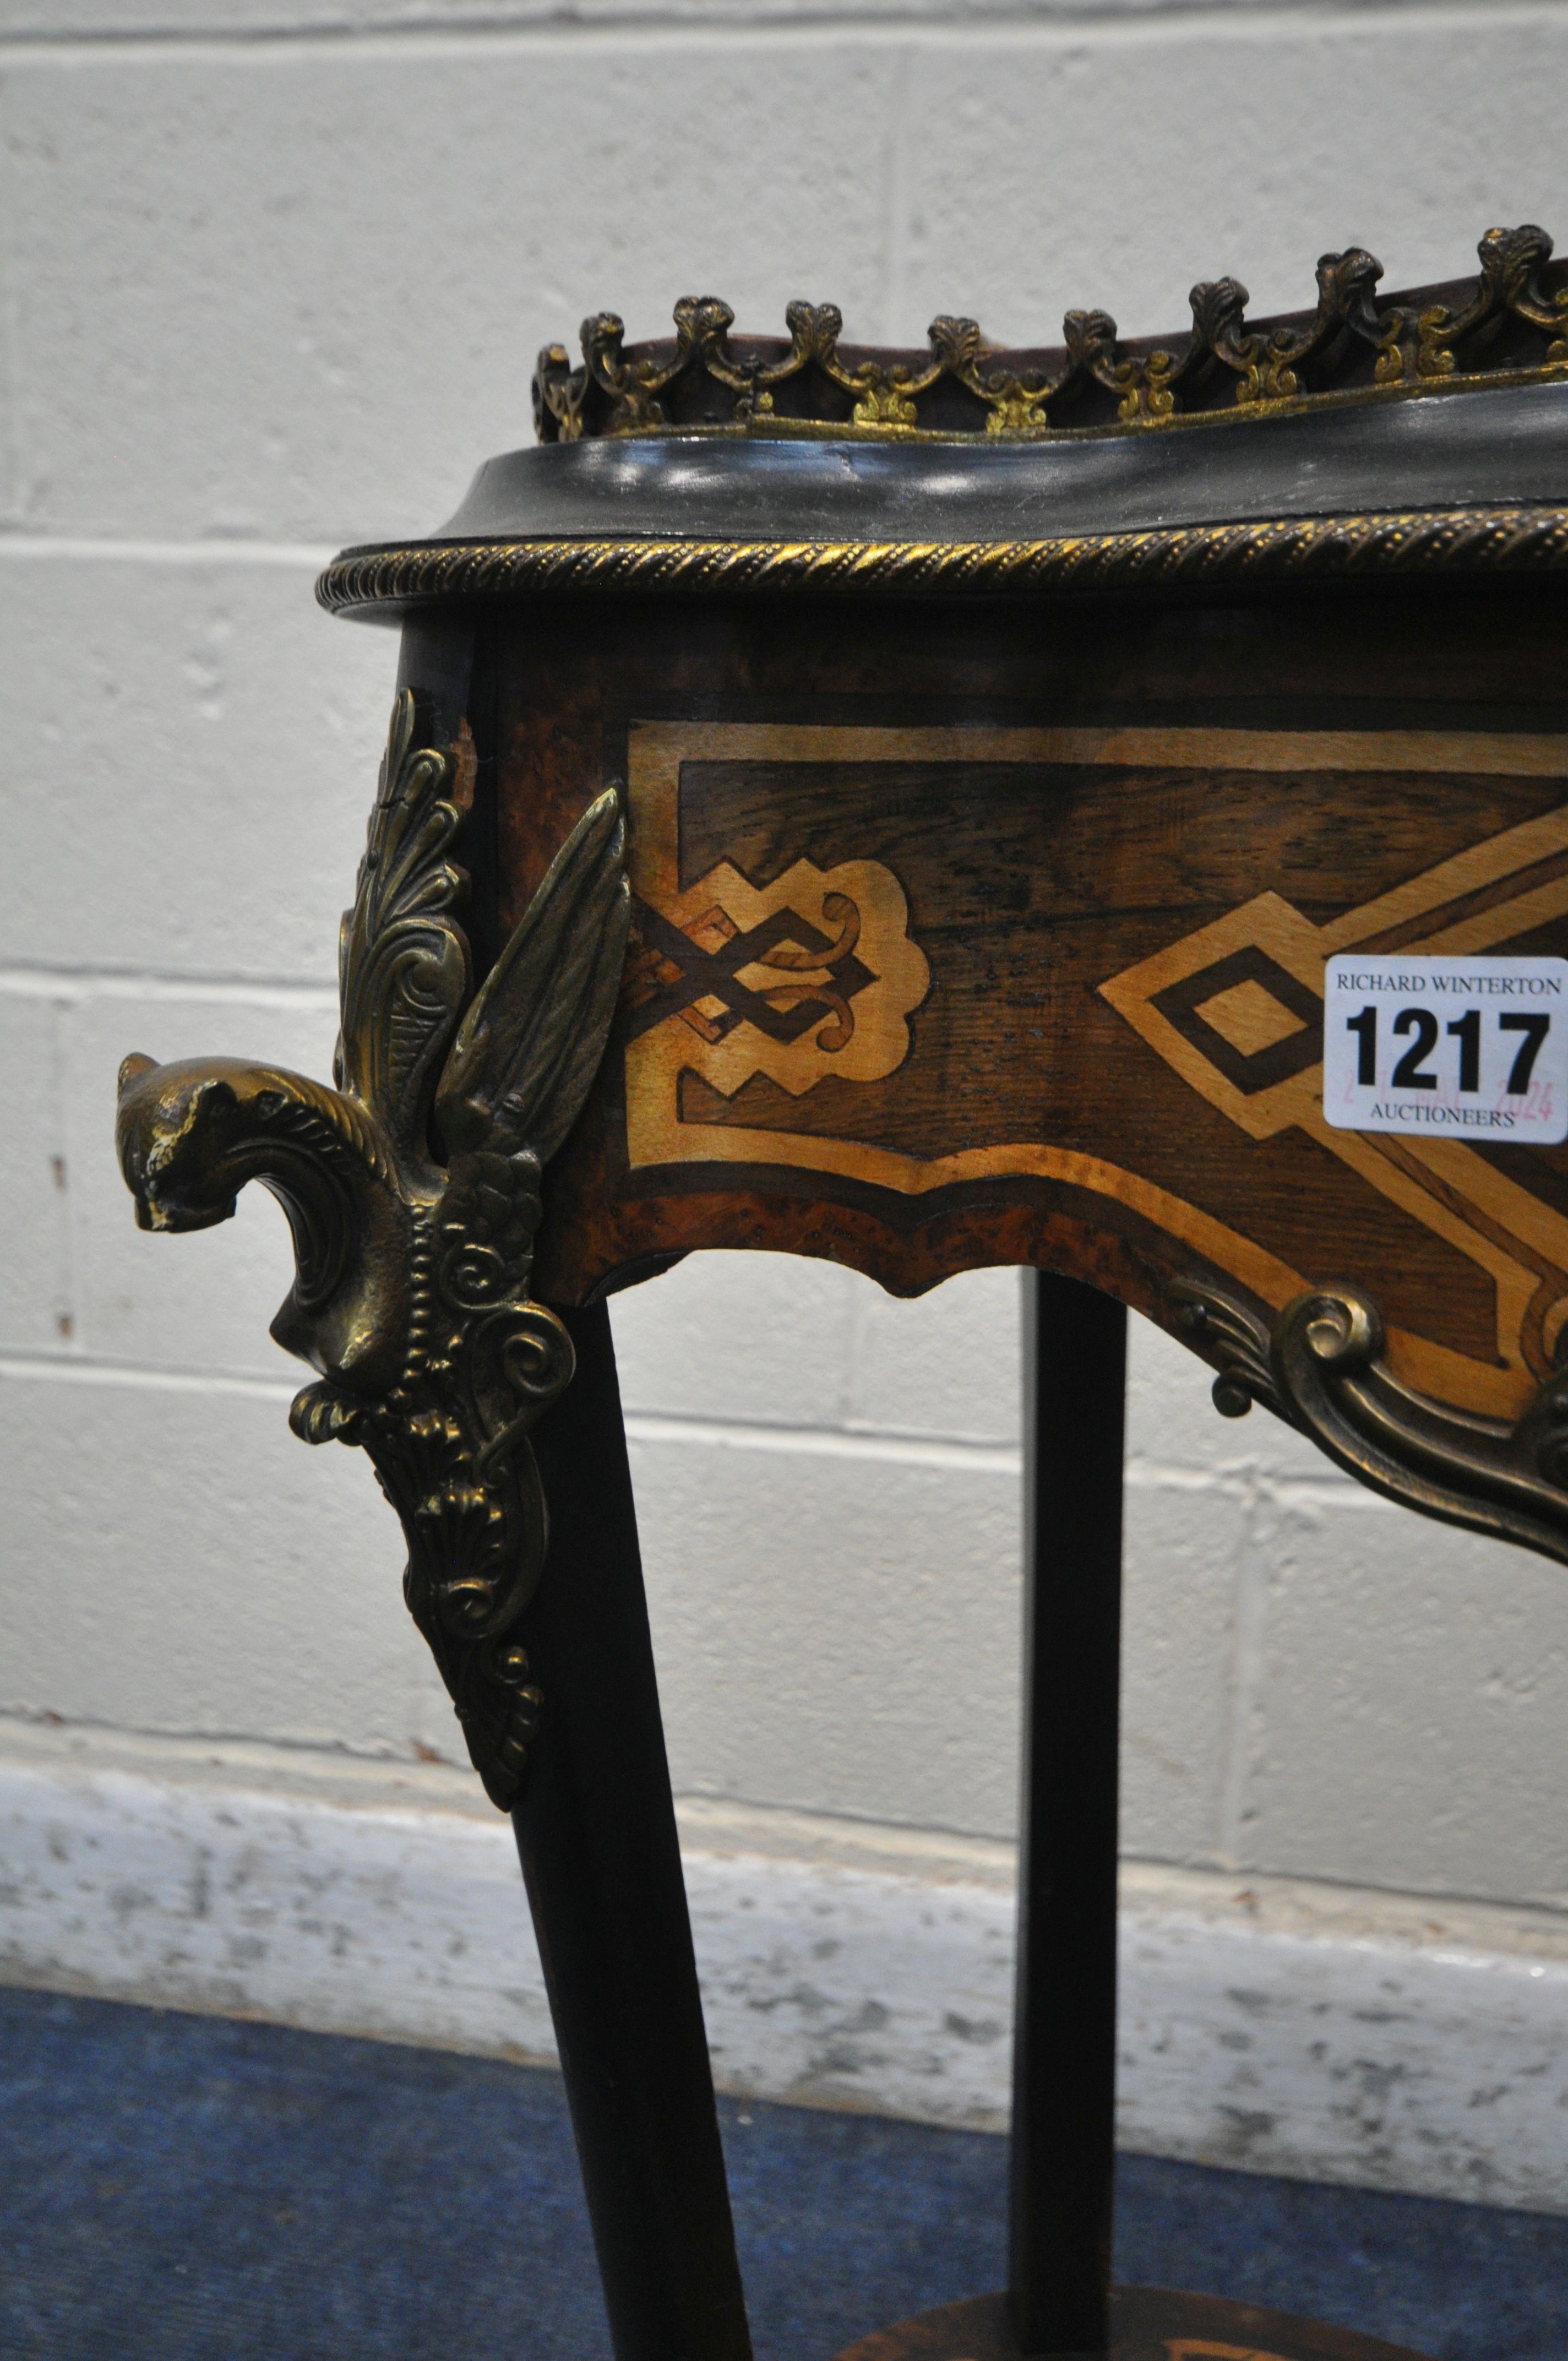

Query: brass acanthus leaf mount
(1169, 1275), (1568, 1567)
(533, 226), (1568, 445)
(116, 693), (631, 1809)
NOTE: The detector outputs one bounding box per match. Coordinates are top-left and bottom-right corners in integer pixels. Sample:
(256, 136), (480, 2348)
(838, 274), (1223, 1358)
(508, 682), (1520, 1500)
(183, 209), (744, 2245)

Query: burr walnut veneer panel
(394, 580), (1568, 1431)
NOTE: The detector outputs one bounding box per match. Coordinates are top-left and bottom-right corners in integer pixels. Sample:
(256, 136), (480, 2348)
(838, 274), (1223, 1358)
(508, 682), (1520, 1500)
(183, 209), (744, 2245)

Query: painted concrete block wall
(4, 0), (1568, 2057)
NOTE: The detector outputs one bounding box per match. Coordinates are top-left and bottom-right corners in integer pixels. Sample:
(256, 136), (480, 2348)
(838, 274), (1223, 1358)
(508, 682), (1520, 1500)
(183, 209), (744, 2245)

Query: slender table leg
(513, 1299), (753, 2361)
(1008, 1270), (1127, 2359)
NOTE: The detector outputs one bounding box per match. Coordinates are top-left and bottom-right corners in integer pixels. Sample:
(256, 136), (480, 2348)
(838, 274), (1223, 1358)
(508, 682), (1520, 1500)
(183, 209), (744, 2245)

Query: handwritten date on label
(1323, 956), (1568, 1143)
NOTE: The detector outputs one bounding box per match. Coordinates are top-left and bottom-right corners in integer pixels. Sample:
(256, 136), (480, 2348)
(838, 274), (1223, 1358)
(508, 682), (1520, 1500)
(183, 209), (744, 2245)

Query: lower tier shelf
(827, 2285), (1433, 2361)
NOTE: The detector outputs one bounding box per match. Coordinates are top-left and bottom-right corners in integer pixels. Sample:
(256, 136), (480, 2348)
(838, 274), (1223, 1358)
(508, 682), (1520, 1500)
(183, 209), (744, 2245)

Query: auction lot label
(1324, 956), (1568, 1143)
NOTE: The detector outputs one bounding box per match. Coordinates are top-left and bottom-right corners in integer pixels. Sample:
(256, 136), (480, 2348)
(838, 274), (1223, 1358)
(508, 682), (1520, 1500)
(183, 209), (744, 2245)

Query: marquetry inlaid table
(117, 227), (1568, 2361)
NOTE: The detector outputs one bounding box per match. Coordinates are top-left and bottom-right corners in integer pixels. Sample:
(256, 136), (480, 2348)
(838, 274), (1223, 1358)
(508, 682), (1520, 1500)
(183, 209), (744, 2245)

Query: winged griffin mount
(115, 694), (631, 1808)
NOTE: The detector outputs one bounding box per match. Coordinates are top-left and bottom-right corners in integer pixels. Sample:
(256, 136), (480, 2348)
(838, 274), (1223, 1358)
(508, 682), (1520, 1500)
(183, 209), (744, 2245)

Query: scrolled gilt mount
(116, 693), (629, 1807)
(1170, 1278), (1568, 1568)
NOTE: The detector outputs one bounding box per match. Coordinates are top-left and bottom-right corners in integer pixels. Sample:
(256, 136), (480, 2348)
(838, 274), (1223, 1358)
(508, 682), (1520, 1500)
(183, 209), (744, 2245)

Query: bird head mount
(115, 692), (631, 1807)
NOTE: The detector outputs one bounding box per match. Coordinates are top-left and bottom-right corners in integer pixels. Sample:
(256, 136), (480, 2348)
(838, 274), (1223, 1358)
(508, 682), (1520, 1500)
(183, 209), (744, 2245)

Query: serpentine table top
(309, 236), (1568, 1577)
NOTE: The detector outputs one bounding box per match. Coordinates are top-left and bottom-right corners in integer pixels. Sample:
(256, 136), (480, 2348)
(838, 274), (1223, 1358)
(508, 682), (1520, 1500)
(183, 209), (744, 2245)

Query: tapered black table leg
(513, 1299), (753, 2361)
(1008, 1270), (1127, 2359)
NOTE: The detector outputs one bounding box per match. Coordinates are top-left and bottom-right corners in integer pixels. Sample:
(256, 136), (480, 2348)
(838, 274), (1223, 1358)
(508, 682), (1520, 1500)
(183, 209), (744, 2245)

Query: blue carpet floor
(1, 1986), (1565, 2360)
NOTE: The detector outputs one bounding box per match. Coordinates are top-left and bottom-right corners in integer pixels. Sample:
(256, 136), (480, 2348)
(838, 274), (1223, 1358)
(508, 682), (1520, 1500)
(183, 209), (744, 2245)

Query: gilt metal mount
(1172, 1275), (1568, 1566)
(116, 694), (630, 1808)
(535, 226), (1568, 445)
